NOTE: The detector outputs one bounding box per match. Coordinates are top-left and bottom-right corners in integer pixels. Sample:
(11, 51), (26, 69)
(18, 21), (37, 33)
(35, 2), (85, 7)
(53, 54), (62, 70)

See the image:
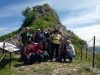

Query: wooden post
(86, 46), (88, 60)
(9, 52), (12, 68)
(93, 36), (95, 68)
(80, 47), (82, 61)
(77, 48), (79, 60)
(3, 41), (5, 54)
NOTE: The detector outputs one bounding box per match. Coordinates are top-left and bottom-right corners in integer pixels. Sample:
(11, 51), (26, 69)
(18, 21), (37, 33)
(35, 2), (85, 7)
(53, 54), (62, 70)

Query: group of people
(19, 27), (75, 64)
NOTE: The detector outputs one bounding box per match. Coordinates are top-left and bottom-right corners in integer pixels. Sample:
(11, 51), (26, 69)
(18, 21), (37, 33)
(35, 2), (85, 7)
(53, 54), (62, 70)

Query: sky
(0, 0), (100, 46)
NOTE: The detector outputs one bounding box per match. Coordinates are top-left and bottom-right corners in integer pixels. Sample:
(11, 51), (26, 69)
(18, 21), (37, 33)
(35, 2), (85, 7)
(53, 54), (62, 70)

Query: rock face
(21, 3), (73, 38)
(21, 4), (61, 27)
(0, 3), (86, 46)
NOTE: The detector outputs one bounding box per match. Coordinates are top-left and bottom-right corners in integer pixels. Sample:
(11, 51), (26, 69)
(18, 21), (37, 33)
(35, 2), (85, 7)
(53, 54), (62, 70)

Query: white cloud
(62, 11), (100, 27)
(0, 28), (6, 31)
(0, 27), (18, 31)
(0, 27), (19, 36)
(71, 25), (100, 46)
(60, 0), (100, 46)
(1, 0), (100, 18)
(0, 0), (52, 18)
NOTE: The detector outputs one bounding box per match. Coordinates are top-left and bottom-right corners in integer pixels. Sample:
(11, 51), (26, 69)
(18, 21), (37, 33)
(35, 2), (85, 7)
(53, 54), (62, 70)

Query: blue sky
(0, 0), (100, 46)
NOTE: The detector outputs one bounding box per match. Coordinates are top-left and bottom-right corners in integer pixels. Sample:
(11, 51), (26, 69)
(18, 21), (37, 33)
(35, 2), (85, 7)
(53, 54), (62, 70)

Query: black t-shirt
(45, 33), (50, 38)
(21, 32), (30, 44)
(45, 32), (51, 42)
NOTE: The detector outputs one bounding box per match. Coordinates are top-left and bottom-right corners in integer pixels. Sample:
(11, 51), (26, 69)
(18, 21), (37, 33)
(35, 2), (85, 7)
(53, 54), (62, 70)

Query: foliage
(21, 3), (60, 31)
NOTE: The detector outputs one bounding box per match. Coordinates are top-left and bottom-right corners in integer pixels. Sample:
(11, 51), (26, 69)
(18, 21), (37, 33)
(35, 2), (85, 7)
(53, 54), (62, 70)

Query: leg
(36, 53), (44, 63)
(47, 42), (51, 56)
(43, 52), (49, 61)
(30, 53), (36, 63)
(20, 46), (25, 62)
(59, 53), (63, 62)
(23, 55), (30, 64)
(50, 43), (55, 60)
(55, 44), (60, 61)
(69, 57), (73, 63)
(63, 52), (67, 62)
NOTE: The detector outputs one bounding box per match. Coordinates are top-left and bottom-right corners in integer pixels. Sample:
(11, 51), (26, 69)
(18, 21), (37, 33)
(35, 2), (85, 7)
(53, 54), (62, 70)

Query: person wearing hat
(66, 40), (75, 62)
(34, 29), (41, 43)
(20, 27), (30, 46)
(19, 27), (31, 61)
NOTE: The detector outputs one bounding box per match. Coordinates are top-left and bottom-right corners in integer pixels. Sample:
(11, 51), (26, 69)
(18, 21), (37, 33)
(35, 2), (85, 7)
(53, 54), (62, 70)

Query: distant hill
(88, 46), (100, 54)
(0, 3), (87, 48)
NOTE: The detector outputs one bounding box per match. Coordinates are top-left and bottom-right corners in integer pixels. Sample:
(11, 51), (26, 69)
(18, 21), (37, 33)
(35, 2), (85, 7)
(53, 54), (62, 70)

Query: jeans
(50, 43), (60, 60)
(23, 53), (36, 64)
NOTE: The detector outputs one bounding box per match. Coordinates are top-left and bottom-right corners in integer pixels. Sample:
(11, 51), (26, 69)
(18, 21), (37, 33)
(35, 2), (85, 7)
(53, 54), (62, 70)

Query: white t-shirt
(66, 44), (75, 55)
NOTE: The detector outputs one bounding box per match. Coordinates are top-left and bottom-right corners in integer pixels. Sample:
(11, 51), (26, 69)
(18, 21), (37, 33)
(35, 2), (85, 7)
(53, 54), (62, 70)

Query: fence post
(80, 46), (82, 61)
(3, 41), (5, 54)
(86, 46), (88, 60)
(78, 48), (80, 60)
(93, 36), (95, 68)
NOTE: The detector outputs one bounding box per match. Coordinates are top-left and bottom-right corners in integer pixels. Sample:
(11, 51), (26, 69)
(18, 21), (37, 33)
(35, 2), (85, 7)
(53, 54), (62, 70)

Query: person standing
(20, 27), (31, 61)
(50, 29), (62, 61)
(45, 29), (52, 57)
(39, 27), (46, 43)
(59, 39), (67, 62)
(30, 32), (35, 43)
(34, 29), (41, 43)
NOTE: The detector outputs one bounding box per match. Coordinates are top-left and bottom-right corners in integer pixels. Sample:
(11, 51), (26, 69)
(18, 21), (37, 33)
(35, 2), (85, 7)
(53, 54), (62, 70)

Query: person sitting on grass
(35, 42), (49, 62)
(32, 42), (44, 63)
(23, 41), (36, 64)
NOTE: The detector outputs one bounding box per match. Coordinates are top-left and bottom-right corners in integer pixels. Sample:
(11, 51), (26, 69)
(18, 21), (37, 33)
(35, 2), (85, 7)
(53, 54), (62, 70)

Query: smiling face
(24, 27), (29, 32)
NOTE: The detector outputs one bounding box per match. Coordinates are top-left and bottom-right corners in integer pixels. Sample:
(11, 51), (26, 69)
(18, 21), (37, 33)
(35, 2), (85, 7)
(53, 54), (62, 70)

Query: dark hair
(27, 41), (32, 45)
(53, 29), (59, 34)
(55, 29), (59, 32)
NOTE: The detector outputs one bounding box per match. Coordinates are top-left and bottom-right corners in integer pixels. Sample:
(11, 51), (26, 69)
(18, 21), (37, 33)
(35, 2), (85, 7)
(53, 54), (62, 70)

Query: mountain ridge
(88, 46), (100, 53)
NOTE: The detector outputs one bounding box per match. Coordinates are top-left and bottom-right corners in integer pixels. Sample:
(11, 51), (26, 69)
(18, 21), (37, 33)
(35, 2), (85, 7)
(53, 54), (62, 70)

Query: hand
(29, 53), (31, 56)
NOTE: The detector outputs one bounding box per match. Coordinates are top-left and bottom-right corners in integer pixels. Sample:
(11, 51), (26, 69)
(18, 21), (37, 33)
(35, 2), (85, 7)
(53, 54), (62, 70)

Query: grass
(0, 49), (100, 75)
(0, 68), (12, 75)
(0, 59), (99, 75)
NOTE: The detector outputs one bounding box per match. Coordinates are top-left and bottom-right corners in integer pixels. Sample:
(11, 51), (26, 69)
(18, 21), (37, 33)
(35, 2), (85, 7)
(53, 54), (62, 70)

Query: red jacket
(24, 47), (35, 55)
(33, 42), (43, 53)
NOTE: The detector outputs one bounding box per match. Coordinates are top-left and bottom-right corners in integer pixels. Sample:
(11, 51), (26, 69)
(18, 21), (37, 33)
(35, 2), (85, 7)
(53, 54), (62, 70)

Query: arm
(19, 34), (23, 46)
(71, 45), (75, 55)
(24, 47), (28, 56)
